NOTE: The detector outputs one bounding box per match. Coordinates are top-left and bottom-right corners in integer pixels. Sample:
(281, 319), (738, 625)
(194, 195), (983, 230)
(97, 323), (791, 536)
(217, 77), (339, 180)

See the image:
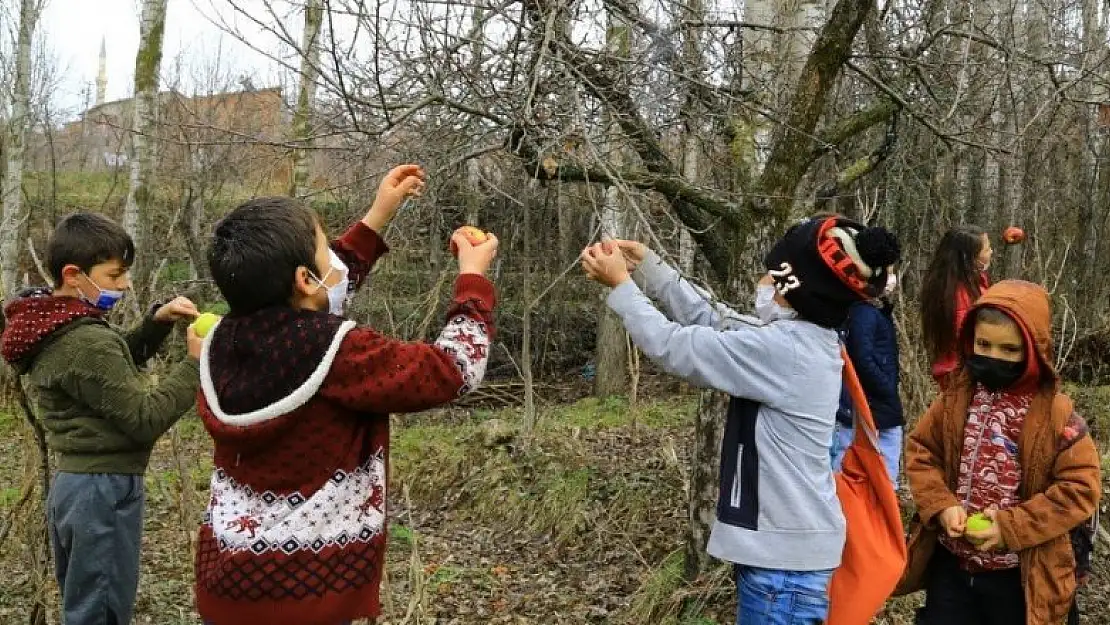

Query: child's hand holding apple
(964, 509), (1006, 551)
(451, 226), (499, 276)
(580, 240), (633, 288)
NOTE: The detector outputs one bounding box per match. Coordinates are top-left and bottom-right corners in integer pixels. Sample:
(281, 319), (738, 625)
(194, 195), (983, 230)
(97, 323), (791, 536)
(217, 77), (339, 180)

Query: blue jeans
(735, 566), (833, 625)
(830, 423), (903, 489)
(49, 472), (144, 625)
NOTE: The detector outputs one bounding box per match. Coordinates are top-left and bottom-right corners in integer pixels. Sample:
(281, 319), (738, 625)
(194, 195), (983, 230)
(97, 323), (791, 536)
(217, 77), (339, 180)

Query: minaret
(95, 37), (107, 106)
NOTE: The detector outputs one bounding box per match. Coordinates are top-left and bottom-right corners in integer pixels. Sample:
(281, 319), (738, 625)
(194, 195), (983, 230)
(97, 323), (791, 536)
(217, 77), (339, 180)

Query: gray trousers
(48, 472), (144, 625)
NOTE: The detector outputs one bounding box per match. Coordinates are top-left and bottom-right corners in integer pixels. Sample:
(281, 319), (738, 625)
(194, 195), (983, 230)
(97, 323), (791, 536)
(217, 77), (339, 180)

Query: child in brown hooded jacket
(899, 280), (1101, 625)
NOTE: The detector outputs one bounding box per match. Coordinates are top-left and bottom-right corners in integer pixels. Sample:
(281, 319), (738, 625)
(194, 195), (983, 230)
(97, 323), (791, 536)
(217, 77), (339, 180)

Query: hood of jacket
(198, 306), (356, 451)
(1, 288), (105, 372)
(958, 279), (1055, 391)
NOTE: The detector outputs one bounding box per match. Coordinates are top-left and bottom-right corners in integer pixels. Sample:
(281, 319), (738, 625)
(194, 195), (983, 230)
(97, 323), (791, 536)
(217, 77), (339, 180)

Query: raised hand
(364, 164), (427, 231)
(581, 242), (632, 288)
(611, 239), (649, 272)
(454, 229), (500, 276)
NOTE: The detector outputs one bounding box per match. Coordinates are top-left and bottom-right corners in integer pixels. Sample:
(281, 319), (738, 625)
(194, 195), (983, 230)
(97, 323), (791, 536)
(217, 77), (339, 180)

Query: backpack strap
(840, 346), (880, 451)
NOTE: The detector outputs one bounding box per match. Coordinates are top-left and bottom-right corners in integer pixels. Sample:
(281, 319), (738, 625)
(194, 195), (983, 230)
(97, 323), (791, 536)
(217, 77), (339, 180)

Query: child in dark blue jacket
(831, 285), (904, 487)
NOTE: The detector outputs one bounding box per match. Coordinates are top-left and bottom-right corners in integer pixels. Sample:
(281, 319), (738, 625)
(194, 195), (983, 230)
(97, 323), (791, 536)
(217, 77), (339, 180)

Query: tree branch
(845, 60), (1010, 153)
(816, 109), (900, 204)
(808, 98), (899, 165)
(754, 0), (876, 222)
(516, 0), (742, 281)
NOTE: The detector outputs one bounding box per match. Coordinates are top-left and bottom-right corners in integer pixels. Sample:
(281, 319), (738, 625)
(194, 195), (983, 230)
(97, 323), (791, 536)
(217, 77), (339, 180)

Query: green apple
(967, 512), (993, 532)
(190, 312), (221, 338)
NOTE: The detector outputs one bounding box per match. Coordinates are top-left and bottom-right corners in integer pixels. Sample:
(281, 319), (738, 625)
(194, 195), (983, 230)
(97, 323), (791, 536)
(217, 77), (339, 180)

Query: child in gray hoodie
(581, 216), (900, 625)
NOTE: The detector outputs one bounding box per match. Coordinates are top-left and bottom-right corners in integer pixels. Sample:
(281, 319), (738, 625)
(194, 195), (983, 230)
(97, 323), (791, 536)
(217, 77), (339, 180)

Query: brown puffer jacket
(897, 280), (1102, 625)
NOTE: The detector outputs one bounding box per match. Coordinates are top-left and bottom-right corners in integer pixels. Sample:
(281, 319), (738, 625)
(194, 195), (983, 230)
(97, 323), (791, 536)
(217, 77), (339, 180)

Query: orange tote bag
(826, 348), (907, 625)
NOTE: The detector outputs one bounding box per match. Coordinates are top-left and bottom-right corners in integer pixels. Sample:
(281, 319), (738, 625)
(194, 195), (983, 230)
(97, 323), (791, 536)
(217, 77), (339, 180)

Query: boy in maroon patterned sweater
(193, 165), (499, 625)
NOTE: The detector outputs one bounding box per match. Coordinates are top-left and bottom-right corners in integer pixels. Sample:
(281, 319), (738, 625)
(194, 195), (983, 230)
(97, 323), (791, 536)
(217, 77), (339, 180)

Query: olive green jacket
(20, 314), (199, 474)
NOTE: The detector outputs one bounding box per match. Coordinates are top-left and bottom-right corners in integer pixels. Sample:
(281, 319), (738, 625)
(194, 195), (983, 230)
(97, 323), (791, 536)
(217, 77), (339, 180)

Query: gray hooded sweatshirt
(607, 252), (846, 571)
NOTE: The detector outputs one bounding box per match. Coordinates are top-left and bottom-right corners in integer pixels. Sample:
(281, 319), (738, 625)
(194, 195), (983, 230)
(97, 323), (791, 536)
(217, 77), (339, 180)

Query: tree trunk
(178, 186), (209, 283)
(593, 14), (631, 398)
(122, 0), (168, 296)
(1, 0), (38, 295)
(1075, 0), (1104, 319)
(291, 0), (323, 199)
(684, 389), (728, 580)
(522, 182), (537, 434)
(466, 159), (482, 224)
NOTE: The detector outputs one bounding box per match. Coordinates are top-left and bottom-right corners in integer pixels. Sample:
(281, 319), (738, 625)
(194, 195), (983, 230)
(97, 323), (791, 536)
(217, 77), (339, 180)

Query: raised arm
(122, 305), (175, 367)
(330, 222), (389, 291)
(336, 163), (427, 291)
(605, 280), (795, 405)
(60, 327), (199, 446)
(320, 274), (496, 414)
(631, 248), (748, 329)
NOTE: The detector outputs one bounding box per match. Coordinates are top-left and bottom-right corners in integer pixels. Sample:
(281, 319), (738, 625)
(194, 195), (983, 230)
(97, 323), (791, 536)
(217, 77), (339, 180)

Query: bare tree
(291, 0), (323, 198)
(123, 0), (168, 294)
(0, 0), (40, 296)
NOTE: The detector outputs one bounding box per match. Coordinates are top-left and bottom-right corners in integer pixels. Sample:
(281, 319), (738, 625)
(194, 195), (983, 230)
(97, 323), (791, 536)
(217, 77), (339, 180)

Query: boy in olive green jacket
(1, 213), (202, 625)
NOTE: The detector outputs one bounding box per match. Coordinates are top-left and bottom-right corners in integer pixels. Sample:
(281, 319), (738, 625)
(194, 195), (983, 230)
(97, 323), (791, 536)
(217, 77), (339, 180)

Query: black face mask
(966, 354), (1025, 391)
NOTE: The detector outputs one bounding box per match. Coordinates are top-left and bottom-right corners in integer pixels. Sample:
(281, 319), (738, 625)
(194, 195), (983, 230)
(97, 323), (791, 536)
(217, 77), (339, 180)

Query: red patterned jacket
(194, 222), (496, 625)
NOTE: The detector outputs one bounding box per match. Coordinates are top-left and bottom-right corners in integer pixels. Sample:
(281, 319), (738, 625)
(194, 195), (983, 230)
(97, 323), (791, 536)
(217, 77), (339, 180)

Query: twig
(0, 476), (34, 548)
(24, 237), (51, 286)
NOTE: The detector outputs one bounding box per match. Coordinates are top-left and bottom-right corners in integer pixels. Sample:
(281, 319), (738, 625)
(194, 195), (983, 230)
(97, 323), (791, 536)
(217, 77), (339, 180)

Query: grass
(391, 395), (696, 548)
(624, 549), (686, 623)
(553, 395), (697, 429)
(3, 383), (1102, 624)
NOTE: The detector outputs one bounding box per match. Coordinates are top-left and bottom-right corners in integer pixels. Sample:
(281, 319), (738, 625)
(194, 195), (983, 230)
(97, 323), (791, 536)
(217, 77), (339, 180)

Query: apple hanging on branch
(1003, 226), (1025, 245)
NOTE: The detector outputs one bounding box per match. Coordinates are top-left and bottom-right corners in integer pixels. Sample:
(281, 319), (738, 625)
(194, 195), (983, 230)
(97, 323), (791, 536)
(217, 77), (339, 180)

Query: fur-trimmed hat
(764, 216), (901, 328)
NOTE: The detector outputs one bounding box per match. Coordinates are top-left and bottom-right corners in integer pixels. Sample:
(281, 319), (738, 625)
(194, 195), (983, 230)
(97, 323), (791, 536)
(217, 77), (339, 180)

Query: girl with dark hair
(920, 226), (992, 386)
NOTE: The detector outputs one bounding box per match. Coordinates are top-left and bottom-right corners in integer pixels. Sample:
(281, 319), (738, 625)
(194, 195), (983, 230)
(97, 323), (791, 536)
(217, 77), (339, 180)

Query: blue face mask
(82, 274), (126, 310)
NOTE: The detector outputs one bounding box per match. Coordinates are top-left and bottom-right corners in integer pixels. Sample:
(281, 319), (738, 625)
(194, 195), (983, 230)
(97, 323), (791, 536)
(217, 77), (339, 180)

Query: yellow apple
(449, 226), (490, 257)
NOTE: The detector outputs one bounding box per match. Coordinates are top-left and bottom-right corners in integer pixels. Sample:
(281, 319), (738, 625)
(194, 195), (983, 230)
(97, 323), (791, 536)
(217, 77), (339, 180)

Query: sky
(39, 0), (282, 118)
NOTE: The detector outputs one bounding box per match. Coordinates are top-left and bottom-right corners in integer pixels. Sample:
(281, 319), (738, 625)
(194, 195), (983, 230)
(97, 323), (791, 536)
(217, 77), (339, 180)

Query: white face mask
(884, 272), (898, 295)
(311, 249), (350, 316)
(754, 284), (796, 323)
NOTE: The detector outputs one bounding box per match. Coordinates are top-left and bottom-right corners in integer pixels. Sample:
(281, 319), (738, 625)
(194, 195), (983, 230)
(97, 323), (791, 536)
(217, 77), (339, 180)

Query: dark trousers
(49, 472), (145, 625)
(915, 547), (1025, 625)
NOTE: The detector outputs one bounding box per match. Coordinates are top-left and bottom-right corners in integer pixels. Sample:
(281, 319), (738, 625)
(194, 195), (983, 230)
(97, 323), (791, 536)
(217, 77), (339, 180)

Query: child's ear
(292, 266), (316, 297)
(59, 264), (82, 288)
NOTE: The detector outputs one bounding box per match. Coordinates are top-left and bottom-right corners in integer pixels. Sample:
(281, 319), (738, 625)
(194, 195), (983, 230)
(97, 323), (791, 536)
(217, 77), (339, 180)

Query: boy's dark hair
(208, 197), (322, 314)
(47, 213), (136, 285)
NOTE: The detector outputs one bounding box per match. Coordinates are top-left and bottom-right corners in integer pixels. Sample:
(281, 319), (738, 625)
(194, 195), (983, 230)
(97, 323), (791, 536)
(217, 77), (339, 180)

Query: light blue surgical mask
(81, 273), (126, 310)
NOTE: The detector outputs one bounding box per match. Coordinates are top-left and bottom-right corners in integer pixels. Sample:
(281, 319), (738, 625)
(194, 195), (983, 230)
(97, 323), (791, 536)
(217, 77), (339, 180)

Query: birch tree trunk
(123, 0), (168, 294)
(675, 0), (720, 581)
(465, 4), (486, 225)
(291, 0), (323, 199)
(1, 0), (38, 296)
(593, 14), (630, 398)
(1076, 0), (1104, 313)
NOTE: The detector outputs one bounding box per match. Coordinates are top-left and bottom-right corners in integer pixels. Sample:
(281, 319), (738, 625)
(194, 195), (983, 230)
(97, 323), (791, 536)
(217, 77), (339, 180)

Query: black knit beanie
(763, 216), (901, 328)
